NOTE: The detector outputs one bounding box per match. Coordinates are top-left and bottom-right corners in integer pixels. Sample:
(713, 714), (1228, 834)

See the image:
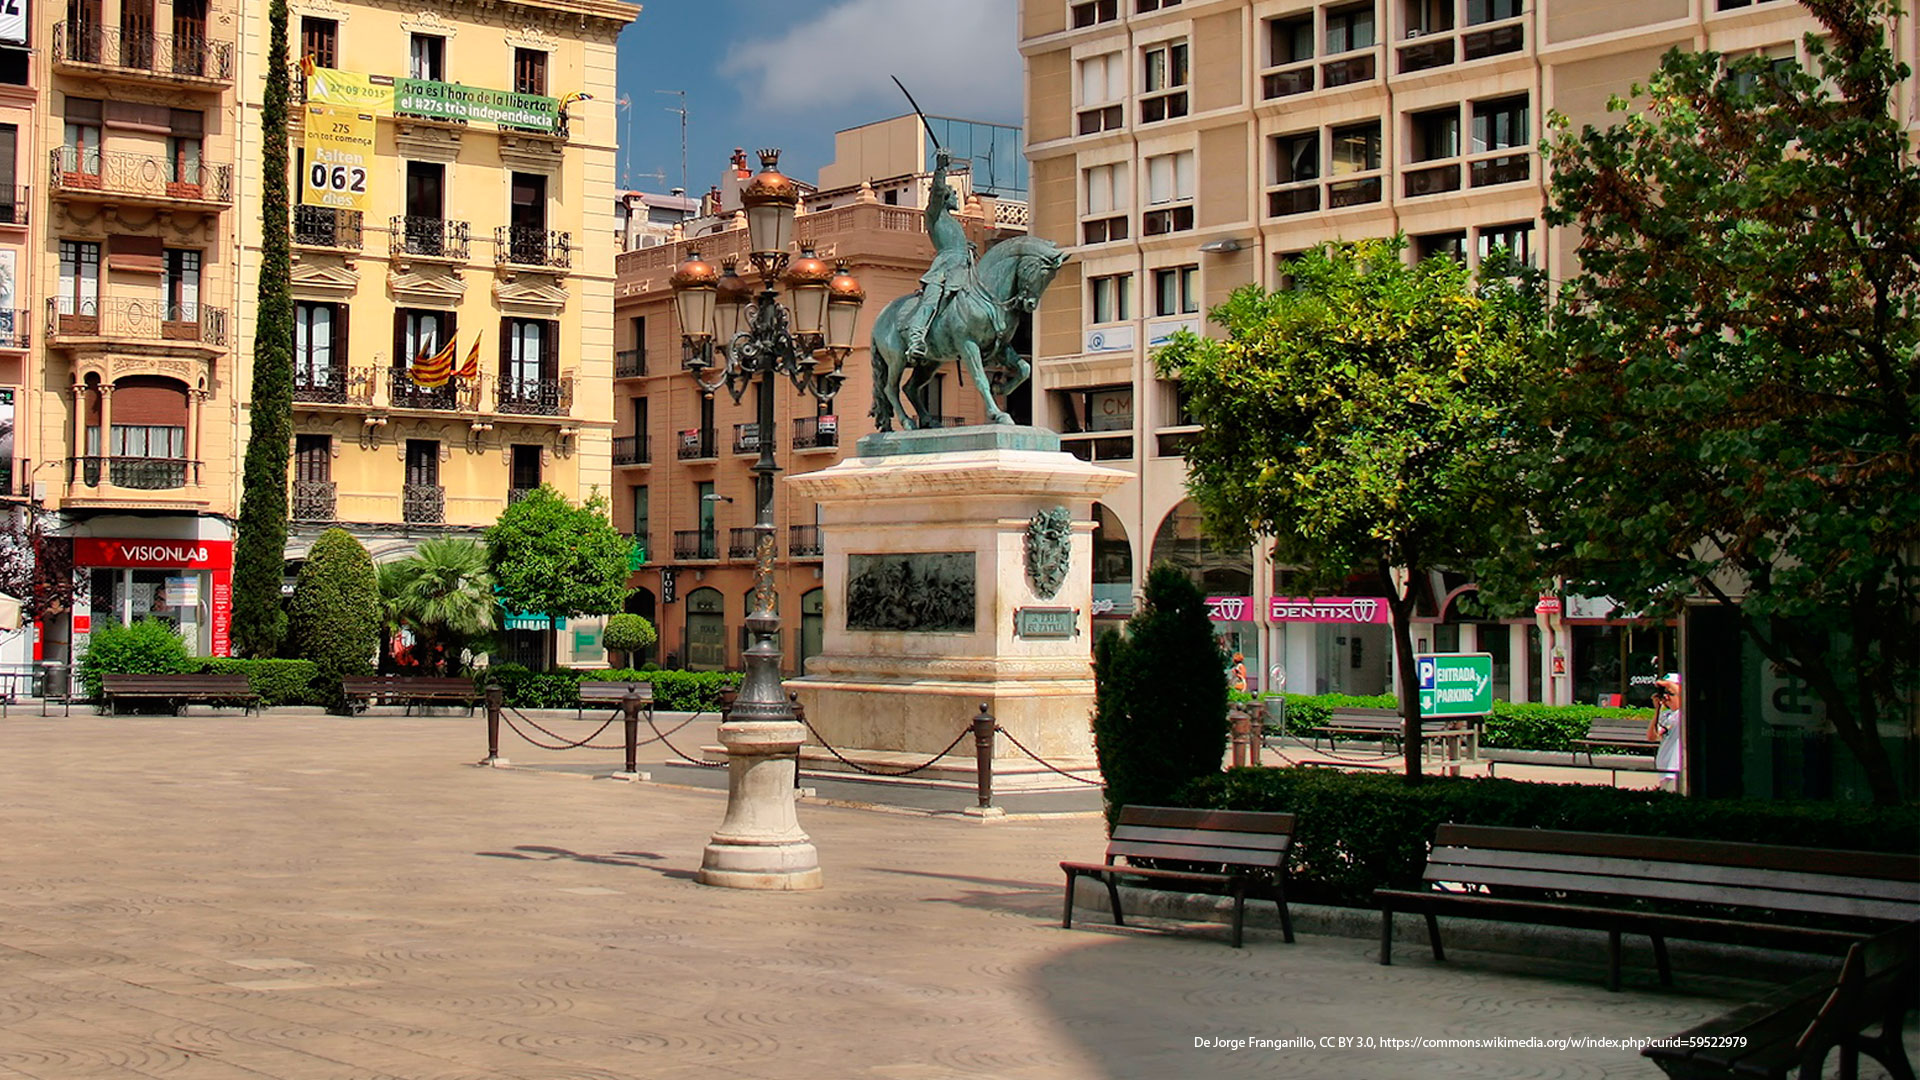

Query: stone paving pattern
(0, 713), (1906, 1079)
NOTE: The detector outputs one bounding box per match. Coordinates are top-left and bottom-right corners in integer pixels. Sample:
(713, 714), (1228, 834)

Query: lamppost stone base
(698, 719), (822, 891)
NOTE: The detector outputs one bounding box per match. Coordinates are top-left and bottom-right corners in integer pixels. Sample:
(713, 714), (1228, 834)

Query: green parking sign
(1417, 653), (1493, 717)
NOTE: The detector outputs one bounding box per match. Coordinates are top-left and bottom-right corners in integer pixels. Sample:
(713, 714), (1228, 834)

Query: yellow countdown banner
(305, 67), (395, 113)
(301, 105), (376, 211)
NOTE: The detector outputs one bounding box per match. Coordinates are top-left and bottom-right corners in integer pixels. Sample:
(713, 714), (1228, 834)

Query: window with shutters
(300, 17), (337, 69)
(62, 98), (102, 178)
(395, 308), (452, 367)
(168, 109), (203, 188)
(0, 124), (17, 224)
(510, 444), (541, 496)
(294, 435), (330, 482)
(513, 48), (547, 95)
(1140, 40), (1189, 124)
(499, 318), (558, 414)
(164, 249), (199, 322)
(1142, 150), (1194, 235)
(1081, 162), (1129, 244)
(1076, 53), (1124, 135)
(294, 302), (344, 396)
(405, 440), (439, 486)
(57, 240), (99, 321)
(409, 34), (443, 81)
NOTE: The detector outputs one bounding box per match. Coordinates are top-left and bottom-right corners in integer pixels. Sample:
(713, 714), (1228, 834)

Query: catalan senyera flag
(409, 336), (455, 387)
(455, 332), (481, 381)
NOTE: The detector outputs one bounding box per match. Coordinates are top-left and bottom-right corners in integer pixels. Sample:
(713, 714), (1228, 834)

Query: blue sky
(612, 0), (1023, 195)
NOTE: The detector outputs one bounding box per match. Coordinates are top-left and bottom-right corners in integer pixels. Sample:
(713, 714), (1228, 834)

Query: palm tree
(381, 539), (496, 674)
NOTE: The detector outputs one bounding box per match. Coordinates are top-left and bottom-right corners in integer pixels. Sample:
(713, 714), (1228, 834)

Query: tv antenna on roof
(657, 89), (687, 198)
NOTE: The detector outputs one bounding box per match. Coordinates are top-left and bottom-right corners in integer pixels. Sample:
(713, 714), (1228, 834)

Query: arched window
(684, 586), (725, 671)
(625, 586), (658, 667)
(1149, 499), (1252, 595)
(799, 587), (825, 673)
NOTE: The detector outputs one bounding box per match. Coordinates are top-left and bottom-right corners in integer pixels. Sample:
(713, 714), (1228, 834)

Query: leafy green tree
(1156, 238), (1547, 781)
(231, 0), (295, 657)
(1093, 564), (1230, 825)
(602, 613), (657, 667)
(1536, 0), (1919, 802)
(484, 486), (631, 670)
(290, 529), (380, 703)
(382, 539), (496, 674)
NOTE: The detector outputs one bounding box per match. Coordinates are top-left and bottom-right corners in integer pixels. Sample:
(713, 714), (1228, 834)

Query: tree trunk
(1382, 562), (1424, 785)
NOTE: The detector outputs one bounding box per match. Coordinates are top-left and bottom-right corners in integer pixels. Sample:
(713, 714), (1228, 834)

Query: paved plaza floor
(0, 712), (1905, 1079)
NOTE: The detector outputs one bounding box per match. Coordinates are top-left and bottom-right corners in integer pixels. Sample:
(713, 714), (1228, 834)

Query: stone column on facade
(184, 389), (201, 484)
(69, 384), (86, 470)
(96, 384), (113, 479)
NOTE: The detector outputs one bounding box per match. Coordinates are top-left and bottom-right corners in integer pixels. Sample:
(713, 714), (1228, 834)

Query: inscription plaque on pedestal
(1014, 607), (1078, 639)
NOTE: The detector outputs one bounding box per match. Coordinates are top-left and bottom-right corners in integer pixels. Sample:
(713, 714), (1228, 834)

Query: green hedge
(476, 665), (743, 712)
(77, 618), (194, 700)
(1268, 694), (1654, 754)
(1175, 767), (1920, 907)
(199, 659), (321, 706)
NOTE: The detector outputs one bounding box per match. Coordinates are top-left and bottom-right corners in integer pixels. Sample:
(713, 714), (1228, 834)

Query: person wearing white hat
(1647, 673), (1683, 790)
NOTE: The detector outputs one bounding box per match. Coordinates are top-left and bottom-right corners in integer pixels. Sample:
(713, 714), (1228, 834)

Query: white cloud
(723, 0), (1022, 122)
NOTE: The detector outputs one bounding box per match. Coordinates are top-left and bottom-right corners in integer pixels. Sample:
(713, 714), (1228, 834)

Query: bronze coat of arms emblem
(1024, 507), (1072, 599)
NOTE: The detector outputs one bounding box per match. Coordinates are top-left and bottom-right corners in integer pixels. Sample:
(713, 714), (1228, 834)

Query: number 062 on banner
(301, 105), (376, 211)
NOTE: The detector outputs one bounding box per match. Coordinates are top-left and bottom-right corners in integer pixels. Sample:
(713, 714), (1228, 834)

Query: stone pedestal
(787, 426), (1129, 762)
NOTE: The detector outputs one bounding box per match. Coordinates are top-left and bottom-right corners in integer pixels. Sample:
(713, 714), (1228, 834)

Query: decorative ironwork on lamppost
(670, 148), (864, 890)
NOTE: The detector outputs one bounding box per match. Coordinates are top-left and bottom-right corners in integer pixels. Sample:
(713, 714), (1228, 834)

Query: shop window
(684, 587), (725, 671)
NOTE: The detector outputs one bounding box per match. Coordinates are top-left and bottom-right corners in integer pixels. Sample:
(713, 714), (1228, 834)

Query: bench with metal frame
(1572, 716), (1658, 764)
(341, 676), (481, 715)
(100, 673), (258, 716)
(1317, 706), (1479, 772)
(1376, 824), (1920, 991)
(1643, 920), (1917, 1080)
(1061, 805), (1296, 949)
(575, 680), (654, 722)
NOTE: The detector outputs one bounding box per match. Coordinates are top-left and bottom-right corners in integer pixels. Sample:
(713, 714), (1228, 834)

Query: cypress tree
(231, 0), (294, 657)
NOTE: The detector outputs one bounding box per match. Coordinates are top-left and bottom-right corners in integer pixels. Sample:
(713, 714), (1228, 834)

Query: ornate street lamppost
(669, 149), (864, 890)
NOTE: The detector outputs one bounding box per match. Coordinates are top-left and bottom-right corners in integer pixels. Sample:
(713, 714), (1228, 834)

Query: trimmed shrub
(587, 669), (740, 711)
(1268, 693), (1654, 754)
(1094, 564), (1230, 828)
(199, 658), (320, 706)
(474, 665), (744, 712)
(290, 529), (380, 705)
(601, 614), (657, 667)
(1176, 767), (1920, 907)
(77, 618), (193, 700)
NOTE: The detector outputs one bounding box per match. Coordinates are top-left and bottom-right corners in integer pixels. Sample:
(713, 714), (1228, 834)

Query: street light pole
(670, 149), (863, 890)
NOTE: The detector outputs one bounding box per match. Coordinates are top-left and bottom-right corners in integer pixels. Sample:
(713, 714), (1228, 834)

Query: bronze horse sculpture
(869, 234), (1068, 431)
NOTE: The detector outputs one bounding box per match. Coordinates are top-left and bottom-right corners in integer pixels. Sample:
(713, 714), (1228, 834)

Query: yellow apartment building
(26, 0), (242, 665)
(611, 118), (1026, 673)
(256, 0), (636, 665)
(1018, 0), (1918, 704)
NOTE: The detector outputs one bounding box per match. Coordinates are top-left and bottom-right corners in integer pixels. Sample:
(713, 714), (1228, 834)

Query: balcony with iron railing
(792, 415), (838, 450)
(496, 375), (573, 417)
(51, 149), (233, 210)
(728, 527), (759, 561)
(0, 186), (27, 228)
(403, 483), (444, 524)
(293, 205), (363, 250)
(612, 435), (650, 467)
(0, 309), (30, 351)
(677, 428), (718, 460)
(387, 368), (481, 412)
(673, 528), (718, 561)
(292, 366), (377, 405)
(291, 479), (336, 522)
(789, 524), (823, 559)
(52, 22), (234, 85)
(615, 348), (645, 378)
(389, 215), (471, 261)
(47, 297), (228, 348)
(495, 226), (571, 269)
(70, 456), (200, 490)
(732, 423), (762, 455)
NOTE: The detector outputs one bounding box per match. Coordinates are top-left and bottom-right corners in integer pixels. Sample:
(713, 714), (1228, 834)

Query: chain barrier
(647, 710), (725, 768)
(797, 713), (973, 777)
(991, 724), (1104, 786)
(1263, 732), (1404, 764)
(500, 709), (623, 751)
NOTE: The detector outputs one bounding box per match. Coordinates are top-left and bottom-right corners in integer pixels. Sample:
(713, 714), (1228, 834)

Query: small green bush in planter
(601, 614), (657, 666)
(78, 618), (193, 700)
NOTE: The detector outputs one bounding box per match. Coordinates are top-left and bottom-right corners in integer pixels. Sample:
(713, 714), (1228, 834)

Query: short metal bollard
(1230, 706), (1253, 768)
(481, 683), (505, 766)
(972, 704), (997, 811)
(620, 691), (643, 775)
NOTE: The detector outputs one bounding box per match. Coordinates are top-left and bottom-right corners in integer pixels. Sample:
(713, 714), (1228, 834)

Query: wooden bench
(1643, 920), (1917, 1080)
(576, 680), (654, 722)
(100, 673), (258, 716)
(1376, 825), (1920, 991)
(341, 676), (481, 715)
(1061, 806), (1296, 949)
(1317, 707), (1480, 771)
(1573, 717), (1656, 764)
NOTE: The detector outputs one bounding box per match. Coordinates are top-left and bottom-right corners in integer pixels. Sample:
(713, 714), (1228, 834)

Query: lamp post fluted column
(670, 150), (861, 891)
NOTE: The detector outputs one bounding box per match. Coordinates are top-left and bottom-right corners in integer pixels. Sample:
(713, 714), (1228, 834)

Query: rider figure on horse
(903, 147), (975, 364)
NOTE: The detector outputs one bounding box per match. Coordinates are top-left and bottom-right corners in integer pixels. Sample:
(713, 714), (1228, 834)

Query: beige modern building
(1019, 0), (1907, 704)
(266, 0), (636, 665)
(611, 120), (1026, 674)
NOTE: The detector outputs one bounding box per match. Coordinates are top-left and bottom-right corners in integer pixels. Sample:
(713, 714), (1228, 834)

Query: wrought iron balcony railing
(509, 487), (537, 505)
(496, 375), (572, 417)
(0, 186), (27, 227)
(51, 148), (232, 205)
(291, 479), (336, 522)
(728, 528), (760, 561)
(677, 429), (717, 460)
(615, 348), (645, 378)
(0, 309), (30, 350)
(388, 368), (481, 411)
(495, 225), (571, 269)
(389, 215), (471, 260)
(71, 456), (199, 490)
(789, 524), (823, 559)
(403, 483), (445, 524)
(612, 435), (649, 466)
(293, 205), (363, 250)
(293, 366), (376, 405)
(673, 529), (718, 561)
(732, 422), (761, 455)
(52, 21), (234, 82)
(47, 297), (228, 346)
(792, 415), (838, 449)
